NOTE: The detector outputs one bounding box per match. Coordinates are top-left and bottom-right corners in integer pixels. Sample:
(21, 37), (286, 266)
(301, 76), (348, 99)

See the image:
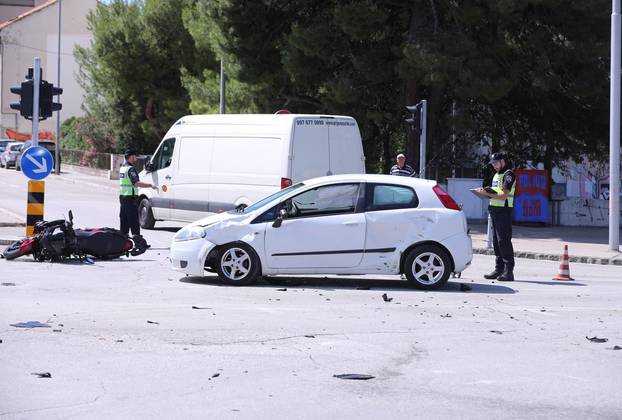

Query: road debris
(304, 335), (315, 338)
(333, 374), (375, 380)
(211, 373), (220, 378)
(440, 313), (452, 318)
(586, 336), (608, 343)
(459, 283), (472, 292)
(276, 288), (287, 291)
(611, 345), (621, 350)
(382, 293), (393, 302)
(490, 330), (503, 334)
(31, 372), (52, 378)
(1, 282), (16, 286)
(10, 321), (50, 328)
(147, 320), (160, 325)
(192, 306), (212, 310)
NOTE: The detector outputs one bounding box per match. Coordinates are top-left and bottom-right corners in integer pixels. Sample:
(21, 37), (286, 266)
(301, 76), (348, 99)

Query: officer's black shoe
(484, 269), (503, 280)
(497, 269), (514, 282)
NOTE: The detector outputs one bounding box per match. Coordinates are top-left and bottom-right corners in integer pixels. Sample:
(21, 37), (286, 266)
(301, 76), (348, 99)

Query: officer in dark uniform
(119, 149), (157, 236)
(476, 152), (516, 281)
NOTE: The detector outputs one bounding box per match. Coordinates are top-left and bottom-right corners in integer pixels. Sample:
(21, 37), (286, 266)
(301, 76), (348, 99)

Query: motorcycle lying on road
(1, 210), (148, 261)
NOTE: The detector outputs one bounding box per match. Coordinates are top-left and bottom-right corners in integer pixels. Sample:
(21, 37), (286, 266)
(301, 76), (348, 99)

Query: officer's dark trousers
(119, 196), (140, 236)
(489, 206), (514, 270)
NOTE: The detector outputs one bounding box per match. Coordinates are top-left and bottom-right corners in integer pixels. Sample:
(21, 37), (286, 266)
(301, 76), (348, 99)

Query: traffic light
(405, 103), (423, 135)
(40, 81), (63, 119)
(10, 80), (34, 119)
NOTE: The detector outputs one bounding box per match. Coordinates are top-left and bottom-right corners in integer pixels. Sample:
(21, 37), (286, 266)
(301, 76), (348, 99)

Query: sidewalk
(469, 222), (622, 265)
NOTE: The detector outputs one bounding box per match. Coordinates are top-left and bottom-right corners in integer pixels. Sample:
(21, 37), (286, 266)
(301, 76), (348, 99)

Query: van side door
(146, 138), (176, 220)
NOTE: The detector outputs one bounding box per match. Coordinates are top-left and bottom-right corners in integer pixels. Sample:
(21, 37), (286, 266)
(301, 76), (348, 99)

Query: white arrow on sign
(26, 153), (49, 174)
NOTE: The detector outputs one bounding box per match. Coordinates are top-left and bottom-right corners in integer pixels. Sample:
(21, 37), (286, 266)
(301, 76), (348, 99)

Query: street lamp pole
(610, 0), (620, 251)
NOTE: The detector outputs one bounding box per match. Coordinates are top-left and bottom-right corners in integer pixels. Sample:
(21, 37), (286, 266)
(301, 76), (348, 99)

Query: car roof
(301, 173), (436, 188)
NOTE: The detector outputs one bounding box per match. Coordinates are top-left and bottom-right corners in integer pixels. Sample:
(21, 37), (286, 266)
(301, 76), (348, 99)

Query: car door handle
(165, 175), (172, 180)
(343, 221), (360, 226)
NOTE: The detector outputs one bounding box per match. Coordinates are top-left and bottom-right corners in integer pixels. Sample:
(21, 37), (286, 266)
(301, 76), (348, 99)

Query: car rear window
(366, 183), (418, 211)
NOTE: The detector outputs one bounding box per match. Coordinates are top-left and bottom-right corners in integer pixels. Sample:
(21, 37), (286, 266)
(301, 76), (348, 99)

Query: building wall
(0, 0), (96, 136)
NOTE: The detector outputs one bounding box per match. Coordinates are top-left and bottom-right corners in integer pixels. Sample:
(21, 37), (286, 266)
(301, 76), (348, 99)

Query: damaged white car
(170, 174), (472, 290)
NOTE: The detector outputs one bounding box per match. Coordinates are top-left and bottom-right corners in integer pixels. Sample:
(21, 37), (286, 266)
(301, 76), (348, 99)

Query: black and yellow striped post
(26, 180), (45, 236)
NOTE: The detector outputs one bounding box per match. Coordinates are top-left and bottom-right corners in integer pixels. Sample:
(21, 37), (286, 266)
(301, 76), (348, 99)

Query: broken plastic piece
(382, 293), (393, 302)
(147, 320), (160, 325)
(586, 336), (608, 343)
(11, 321), (50, 328)
(333, 374), (375, 380)
(31, 372), (52, 378)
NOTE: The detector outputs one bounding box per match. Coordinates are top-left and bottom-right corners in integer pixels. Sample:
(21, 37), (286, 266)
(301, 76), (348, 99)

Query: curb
(473, 248), (622, 266)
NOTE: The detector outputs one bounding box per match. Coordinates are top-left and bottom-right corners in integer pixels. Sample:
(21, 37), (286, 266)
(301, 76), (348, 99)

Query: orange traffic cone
(553, 244), (574, 281)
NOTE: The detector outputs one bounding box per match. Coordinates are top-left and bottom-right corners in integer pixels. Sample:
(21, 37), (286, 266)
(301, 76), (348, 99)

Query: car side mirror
(145, 161), (154, 172)
(272, 208), (287, 228)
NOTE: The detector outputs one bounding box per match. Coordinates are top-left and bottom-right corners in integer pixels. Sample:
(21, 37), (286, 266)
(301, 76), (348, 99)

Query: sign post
(32, 57), (41, 147)
(20, 146), (54, 235)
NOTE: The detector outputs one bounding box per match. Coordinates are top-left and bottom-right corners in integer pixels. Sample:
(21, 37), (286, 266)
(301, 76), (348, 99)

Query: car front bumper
(170, 238), (217, 277)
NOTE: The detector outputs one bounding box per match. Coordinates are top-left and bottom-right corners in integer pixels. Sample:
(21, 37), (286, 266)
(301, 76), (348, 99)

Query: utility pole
(55, 0), (62, 174)
(610, 0), (620, 251)
(219, 57), (225, 114)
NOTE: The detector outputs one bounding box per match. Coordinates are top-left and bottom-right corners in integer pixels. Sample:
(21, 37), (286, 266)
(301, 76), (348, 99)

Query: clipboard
(470, 187), (497, 199)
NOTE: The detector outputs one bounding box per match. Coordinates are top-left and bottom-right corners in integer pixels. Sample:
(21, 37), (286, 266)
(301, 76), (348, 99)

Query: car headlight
(173, 226), (206, 242)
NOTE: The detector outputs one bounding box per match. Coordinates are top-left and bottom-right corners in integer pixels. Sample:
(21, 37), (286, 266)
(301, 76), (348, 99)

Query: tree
(75, 0), (198, 153)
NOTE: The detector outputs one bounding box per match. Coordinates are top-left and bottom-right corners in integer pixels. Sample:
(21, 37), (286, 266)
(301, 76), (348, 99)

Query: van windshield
(236, 183), (305, 214)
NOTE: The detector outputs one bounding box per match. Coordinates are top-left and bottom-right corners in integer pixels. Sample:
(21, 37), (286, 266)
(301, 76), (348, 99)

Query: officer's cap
(489, 152), (506, 164)
(124, 149), (139, 158)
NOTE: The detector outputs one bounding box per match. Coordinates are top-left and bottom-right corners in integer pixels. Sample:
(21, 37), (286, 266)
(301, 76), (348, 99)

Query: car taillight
(432, 185), (461, 211)
(281, 177), (292, 189)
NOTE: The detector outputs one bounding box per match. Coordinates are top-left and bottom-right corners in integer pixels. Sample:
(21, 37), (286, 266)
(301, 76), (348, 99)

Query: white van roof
(173, 114), (356, 127)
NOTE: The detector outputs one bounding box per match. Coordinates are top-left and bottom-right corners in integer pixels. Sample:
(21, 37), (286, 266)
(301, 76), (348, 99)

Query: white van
(137, 114), (366, 228)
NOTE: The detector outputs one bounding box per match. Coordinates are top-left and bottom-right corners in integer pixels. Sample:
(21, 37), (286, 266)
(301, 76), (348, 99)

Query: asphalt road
(1, 168), (621, 419)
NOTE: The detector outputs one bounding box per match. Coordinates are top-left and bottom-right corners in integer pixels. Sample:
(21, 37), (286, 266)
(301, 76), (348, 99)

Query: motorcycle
(1, 210), (148, 261)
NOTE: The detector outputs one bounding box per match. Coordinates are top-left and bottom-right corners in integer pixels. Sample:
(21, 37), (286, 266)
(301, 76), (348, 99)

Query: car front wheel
(216, 243), (261, 286)
(138, 198), (156, 229)
(404, 244), (451, 290)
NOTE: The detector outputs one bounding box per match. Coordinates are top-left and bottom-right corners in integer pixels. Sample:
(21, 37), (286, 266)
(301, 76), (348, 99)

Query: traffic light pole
(419, 100), (427, 179)
(32, 57), (41, 147)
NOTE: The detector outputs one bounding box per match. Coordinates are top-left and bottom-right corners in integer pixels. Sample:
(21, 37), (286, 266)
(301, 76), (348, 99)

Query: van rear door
(327, 118), (365, 175)
(291, 118), (330, 182)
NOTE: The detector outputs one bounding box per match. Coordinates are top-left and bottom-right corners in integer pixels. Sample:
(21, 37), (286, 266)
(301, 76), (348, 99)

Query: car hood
(190, 211), (247, 228)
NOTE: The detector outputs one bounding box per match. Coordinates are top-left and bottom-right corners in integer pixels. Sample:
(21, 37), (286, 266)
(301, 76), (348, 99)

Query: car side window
(366, 183), (418, 211)
(151, 138), (175, 171)
(283, 183), (360, 219)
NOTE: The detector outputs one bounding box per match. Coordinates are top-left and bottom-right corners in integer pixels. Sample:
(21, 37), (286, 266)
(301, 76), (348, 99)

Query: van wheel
(404, 245), (451, 290)
(216, 243), (261, 286)
(138, 198), (156, 229)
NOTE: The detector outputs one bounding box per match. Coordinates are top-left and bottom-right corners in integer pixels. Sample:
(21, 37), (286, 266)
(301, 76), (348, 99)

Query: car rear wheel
(138, 198), (156, 229)
(404, 244), (451, 290)
(216, 243), (261, 286)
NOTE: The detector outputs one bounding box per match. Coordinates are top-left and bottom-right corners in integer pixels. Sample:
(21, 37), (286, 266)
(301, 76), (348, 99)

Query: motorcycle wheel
(2, 239), (26, 260)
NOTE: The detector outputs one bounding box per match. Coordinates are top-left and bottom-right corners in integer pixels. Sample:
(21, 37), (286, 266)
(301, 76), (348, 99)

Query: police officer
(119, 149), (157, 236)
(476, 152), (516, 281)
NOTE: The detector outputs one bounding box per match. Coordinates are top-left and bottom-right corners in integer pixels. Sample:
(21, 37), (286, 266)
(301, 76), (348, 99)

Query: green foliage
(77, 0), (611, 177)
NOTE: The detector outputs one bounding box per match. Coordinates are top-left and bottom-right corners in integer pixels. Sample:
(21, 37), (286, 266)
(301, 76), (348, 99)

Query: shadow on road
(515, 280), (587, 286)
(179, 275), (516, 294)
(149, 227), (181, 233)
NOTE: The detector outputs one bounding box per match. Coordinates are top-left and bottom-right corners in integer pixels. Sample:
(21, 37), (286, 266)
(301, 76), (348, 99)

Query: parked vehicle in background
(138, 114), (366, 229)
(170, 174), (471, 290)
(0, 142), (24, 169)
(0, 139), (11, 154)
(15, 140), (58, 171)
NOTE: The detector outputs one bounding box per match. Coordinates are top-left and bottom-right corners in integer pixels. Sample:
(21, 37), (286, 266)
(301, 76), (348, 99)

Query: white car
(170, 174), (472, 290)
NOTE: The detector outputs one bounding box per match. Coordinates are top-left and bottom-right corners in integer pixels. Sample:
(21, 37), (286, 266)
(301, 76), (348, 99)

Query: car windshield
(235, 183), (305, 214)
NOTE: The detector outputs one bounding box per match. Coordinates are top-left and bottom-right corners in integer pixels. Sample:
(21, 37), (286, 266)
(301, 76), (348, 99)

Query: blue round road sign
(20, 146), (54, 180)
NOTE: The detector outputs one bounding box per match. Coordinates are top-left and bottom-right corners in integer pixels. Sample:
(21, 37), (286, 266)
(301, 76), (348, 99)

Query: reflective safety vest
(119, 165), (137, 197)
(489, 170), (515, 208)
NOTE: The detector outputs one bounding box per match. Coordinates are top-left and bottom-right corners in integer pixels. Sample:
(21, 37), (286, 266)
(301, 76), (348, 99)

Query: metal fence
(61, 148), (110, 170)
